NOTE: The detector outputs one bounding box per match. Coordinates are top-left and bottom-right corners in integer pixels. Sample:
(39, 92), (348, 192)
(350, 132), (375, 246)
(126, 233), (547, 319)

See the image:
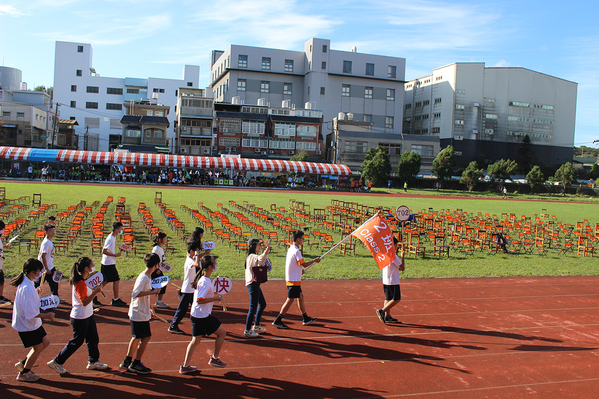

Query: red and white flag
(352, 214), (396, 270)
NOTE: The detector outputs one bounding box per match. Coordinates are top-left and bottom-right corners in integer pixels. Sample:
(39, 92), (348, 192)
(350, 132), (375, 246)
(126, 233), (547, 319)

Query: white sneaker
(252, 325), (266, 333)
(87, 361), (108, 370)
(16, 370), (40, 382)
(47, 359), (67, 374)
(243, 329), (259, 338)
(154, 300), (168, 308)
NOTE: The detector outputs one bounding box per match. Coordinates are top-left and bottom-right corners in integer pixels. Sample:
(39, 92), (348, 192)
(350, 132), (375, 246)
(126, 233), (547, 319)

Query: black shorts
(130, 320), (151, 339)
(0, 269), (4, 285)
(191, 315), (221, 337)
(18, 326), (47, 348)
(151, 269), (166, 295)
(287, 285), (302, 299)
(383, 284), (401, 301)
(101, 264), (120, 283)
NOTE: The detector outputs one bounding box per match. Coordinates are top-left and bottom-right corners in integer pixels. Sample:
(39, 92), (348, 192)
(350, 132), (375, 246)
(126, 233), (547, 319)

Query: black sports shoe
(385, 315), (400, 323)
(376, 309), (386, 324)
(168, 326), (185, 334)
(302, 317), (317, 326)
(112, 298), (128, 307)
(272, 320), (289, 329)
(93, 297), (102, 306)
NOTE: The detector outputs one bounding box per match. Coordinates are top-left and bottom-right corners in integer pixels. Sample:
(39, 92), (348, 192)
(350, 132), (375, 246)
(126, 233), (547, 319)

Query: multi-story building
(53, 41), (200, 152)
(119, 101), (170, 152)
(403, 62), (577, 168)
(214, 100), (324, 158)
(176, 88), (214, 156)
(209, 38), (407, 166)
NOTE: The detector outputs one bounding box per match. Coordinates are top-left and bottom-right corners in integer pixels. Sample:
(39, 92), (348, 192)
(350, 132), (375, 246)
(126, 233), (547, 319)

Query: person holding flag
(376, 237), (405, 324)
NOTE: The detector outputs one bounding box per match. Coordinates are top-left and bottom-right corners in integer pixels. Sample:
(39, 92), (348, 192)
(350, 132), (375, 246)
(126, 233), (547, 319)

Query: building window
(432, 127), (440, 133)
(237, 79), (246, 91)
(85, 117), (100, 129)
(454, 119), (464, 125)
(435, 76), (442, 81)
(434, 98), (442, 104)
(366, 63), (374, 76)
(107, 87), (123, 95)
(364, 87), (373, 99)
(106, 103), (122, 110)
(321, 61), (326, 69)
(260, 81), (270, 93)
(238, 55), (248, 68)
(433, 113), (441, 118)
(412, 145), (434, 157)
(283, 83), (292, 95)
(456, 89), (465, 94)
(341, 85), (350, 97)
(508, 116), (530, 122)
(385, 116), (394, 129)
(344, 141), (368, 153)
(2, 111), (10, 118)
(127, 88), (139, 94)
(456, 104), (465, 110)
(509, 101), (530, 107)
(187, 82), (193, 87)
(283, 59), (294, 72)
(320, 87), (325, 95)
(152, 88), (165, 93)
(405, 104), (411, 109)
(363, 114), (372, 123)
(76, 69), (82, 76)
(322, 44), (327, 53)
(485, 114), (498, 119)
(70, 85), (77, 92)
(415, 101), (422, 108)
(423, 100), (429, 106)
(388, 65), (396, 78)
(343, 60), (352, 74)
(86, 102), (98, 109)
(262, 57), (271, 70)
(70, 101), (76, 108)
(86, 86), (99, 93)
(77, 45), (83, 53)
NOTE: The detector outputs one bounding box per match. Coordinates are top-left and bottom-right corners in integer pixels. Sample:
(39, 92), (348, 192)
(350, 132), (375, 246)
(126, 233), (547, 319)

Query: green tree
(590, 163), (599, 180)
(487, 159), (518, 181)
(290, 150), (309, 162)
(397, 150), (421, 186)
(360, 145), (391, 186)
(526, 165), (545, 192)
(33, 85), (53, 98)
(460, 161), (483, 192)
(516, 134), (536, 174)
(432, 145), (455, 181)
(554, 162), (577, 187)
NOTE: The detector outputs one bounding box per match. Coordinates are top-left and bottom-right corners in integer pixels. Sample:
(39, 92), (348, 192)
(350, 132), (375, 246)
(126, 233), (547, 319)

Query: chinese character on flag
(352, 214), (397, 270)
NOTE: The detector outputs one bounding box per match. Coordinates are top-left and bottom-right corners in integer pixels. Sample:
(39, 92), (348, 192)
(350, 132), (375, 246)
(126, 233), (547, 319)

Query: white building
(403, 62), (577, 167)
(210, 38), (407, 164)
(53, 41), (200, 152)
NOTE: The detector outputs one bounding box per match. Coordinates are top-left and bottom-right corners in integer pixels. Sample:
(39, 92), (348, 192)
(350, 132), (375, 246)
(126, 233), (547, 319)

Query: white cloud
(0, 4), (25, 16)
(493, 59), (512, 67)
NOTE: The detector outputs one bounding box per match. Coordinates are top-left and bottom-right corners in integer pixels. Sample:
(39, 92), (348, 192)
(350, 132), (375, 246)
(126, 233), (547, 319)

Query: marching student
(100, 221), (127, 307)
(376, 237), (405, 324)
(119, 253), (160, 374)
(272, 230), (320, 329)
(179, 255), (227, 374)
(0, 220), (13, 304)
(11, 259), (55, 382)
(168, 241), (201, 334)
(151, 232), (169, 308)
(47, 257), (108, 375)
(243, 238), (271, 338)
(37, 223), (60, 299)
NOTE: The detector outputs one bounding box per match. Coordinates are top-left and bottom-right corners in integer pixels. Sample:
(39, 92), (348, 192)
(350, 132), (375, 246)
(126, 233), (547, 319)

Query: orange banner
(352, 214), (396, 270)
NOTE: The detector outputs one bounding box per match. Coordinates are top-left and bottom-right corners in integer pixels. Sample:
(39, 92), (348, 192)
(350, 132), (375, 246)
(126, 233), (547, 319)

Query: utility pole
(50, 103), (60, 149)
(84, 125), (89, 151)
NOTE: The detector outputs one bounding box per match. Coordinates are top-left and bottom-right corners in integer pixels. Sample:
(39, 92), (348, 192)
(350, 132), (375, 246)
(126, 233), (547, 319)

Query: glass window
(238, 55), (248, 68)
(456, 104), (465, 110)
(366, 63), (375, 76)
(385, 116), (394, 129)
(71, 85), (77, 92)
(262, 57), (271, 70)
(106, 103), (122, 110)
(344, 141), (368, 153)
(76, 69), (82, 76)
(423, 100), (429, 106)
(283, 83), (292, 95)
(321, 61), (326, 69)
(86, 86), (99, 93)
(454, 119), (464, 125)
(386, 89), (395, 101)
(364, 87), (373, 99)
(260, 81), (270, 93)
(107, 87), (123, 95)
(17, 112), (25, 118)
(70, 101), (76, 108)
(155, 111), (164, 117)
(285, 59), (293, 72)
(322, 44), (327, 53)
(237, 79), (246, 91)
(434, 98), (442, 104)
(363, 114), (372, 122)
(320, 87), (325, 95)
(187, 82), (193, 87)
(343, 60), (352, 74)
(127, 88), (139, 94)
(85, 102), (98, 109)
(388, 65), (396, 78)
(342, 85), (350, 97)
(77, 45), (83, 53)
(411, 145), (434, 157)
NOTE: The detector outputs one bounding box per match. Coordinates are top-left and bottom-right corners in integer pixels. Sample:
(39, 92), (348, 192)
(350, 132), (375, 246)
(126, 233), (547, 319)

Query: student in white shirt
(101, 222), (127, 307)
(151, 232), (169, 308)
(37, 223), (60, 298)
(119, 253), (160, 374)
(376, 237), (405, 324)
(179, 255), (226, 374)
(168, 241), (201, 334)
(11, 259), (55, 382)
(47, 257), (107, 374)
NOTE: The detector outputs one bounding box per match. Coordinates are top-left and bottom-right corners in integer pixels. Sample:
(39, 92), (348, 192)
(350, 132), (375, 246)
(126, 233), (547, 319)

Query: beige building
(175, 88), (214, 155)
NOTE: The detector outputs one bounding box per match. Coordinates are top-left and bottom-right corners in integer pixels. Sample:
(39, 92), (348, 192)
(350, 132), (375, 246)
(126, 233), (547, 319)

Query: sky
(0, 0), (597, 147)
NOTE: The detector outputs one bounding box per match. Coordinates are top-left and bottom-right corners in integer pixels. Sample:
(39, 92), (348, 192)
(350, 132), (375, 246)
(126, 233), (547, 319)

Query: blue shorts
(383, 284), (401, 301)
(287, 286), (302, 299)
(130, 320), (151, 339)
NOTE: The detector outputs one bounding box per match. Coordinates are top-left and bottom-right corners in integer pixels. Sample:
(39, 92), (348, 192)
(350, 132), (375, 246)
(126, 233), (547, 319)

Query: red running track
(1, 276), (598, 398)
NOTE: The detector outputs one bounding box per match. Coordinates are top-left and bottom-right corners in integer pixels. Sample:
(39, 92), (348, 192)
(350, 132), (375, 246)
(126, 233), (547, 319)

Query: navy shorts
(287, 286), (302, 299)
(130, 320), (151, 339)
(191, 315), (221, 337)
(383, 284), (401, 301)
(0, 269), (4, 285)
(101, 264), (120, 283)
(18, 326), (47, 348)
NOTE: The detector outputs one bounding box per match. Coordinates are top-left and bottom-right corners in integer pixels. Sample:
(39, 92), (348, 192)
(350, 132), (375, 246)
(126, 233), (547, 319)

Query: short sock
(125, 356), (133, 363)
(132, 359), (140, 365)
(275, 314), (283, 323)
(22, 368), (31, 374)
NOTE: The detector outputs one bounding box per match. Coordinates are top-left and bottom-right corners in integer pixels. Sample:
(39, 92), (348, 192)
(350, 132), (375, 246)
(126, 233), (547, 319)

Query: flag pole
(318, 212), (380, 260)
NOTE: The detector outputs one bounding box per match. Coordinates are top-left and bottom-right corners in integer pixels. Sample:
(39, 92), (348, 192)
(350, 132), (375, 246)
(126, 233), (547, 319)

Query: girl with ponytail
(151, 232), (169, 308)
(11, 259), (54, 382)
(46, 257), (108, 375)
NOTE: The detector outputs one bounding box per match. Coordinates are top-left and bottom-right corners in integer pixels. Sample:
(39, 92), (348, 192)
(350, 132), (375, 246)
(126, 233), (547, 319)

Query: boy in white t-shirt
(101, 222), (127, 307)
(37, 223), (60, 298)
(168, 241), (201, 334)
(376, 237), (405, 324)
(119, 253), (160, 374)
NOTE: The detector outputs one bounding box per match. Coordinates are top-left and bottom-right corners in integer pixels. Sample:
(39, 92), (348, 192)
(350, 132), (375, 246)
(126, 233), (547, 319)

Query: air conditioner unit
(316, 150), (321, 155)
(181, 126), (187, 131)
(212, 146), (218, 151)
(269, 150), (275, 154)
(288, 150), (295, 155)
(231, 147), (237, 152)
(202, 148), (210, 154)
(180, 147), (188, 153)
(255, 148), (261, 153)
(261, 151), (267, 155)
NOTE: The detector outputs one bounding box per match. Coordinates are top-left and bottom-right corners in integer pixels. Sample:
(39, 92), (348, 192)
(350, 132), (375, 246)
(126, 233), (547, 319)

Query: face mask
(0, 229), (4, 235)
(90, 266), (96, 273)
(118, 230), (123, 235)
(213, 264), (218, 272)
(35, 271), (42, 280)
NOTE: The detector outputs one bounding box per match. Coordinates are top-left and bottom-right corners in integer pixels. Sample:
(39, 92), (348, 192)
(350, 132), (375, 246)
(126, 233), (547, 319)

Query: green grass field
(1, 181), (597, 282)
